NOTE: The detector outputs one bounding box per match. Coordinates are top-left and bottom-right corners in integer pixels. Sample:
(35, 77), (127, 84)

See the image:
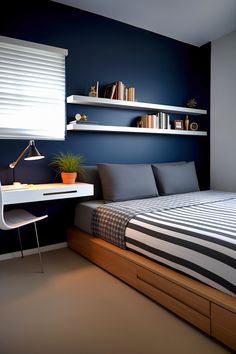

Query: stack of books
(138, 113), (171, 129)
(69, 120), (99, 125)
(104, 81), (135, 101)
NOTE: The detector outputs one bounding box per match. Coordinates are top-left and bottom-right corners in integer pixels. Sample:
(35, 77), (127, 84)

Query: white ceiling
(52, 0), (236, 46)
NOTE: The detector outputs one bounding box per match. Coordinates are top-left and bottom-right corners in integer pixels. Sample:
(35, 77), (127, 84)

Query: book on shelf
(103, 81), (135, 101)
(160, 112), (165, 129)
(104, 83), (117, 99)
(128, 87), (135, 101)
(139, 114), (159, 128)
(117, 81), (125, 100)
(138, 112), (171, 129)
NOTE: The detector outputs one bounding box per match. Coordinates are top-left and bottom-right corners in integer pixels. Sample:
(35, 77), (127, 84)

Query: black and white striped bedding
(91, 190), (236, 296)
(126, 198), (236, 297)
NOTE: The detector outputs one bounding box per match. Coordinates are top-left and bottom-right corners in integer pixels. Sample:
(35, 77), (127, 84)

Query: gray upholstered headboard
(79, 166), (103, 200)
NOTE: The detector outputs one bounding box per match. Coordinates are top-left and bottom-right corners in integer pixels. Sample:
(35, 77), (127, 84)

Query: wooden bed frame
(67, 228), (236, 351)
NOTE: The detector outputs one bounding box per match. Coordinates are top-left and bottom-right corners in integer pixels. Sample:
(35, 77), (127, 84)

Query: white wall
(211, 30), (236, 191)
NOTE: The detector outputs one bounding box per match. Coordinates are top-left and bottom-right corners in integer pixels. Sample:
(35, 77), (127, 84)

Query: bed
(67, 162), (236, 351)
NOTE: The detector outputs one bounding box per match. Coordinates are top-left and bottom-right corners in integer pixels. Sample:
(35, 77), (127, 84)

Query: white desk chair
(0, 181), (48, 272)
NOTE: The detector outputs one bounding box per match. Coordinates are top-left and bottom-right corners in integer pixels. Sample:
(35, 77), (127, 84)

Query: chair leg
(34, 222), (44, 273)
(17, 228), (24, 258)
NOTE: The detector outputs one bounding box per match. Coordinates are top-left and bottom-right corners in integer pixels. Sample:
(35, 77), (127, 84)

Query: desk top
(2, 182), (94, 205)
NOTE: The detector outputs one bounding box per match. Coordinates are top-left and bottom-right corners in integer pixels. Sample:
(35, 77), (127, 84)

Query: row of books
(104, 81), (135, 101)
(138, 113), (171, 129)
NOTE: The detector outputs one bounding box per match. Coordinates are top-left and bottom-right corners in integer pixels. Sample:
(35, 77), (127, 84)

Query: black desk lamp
(9, 140), (45, 183)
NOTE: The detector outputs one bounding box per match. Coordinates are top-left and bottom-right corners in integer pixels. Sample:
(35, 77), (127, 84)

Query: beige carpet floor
(0, 247), (233, 354)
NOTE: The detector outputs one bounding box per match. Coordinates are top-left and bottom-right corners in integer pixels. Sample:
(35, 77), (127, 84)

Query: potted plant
(49, 152), (85, 184)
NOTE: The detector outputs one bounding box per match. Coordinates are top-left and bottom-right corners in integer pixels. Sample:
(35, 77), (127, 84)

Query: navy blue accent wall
(0, 0), (210, 255)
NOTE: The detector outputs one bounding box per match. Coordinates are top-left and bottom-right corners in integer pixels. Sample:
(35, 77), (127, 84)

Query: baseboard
(0, 242), (68, 261)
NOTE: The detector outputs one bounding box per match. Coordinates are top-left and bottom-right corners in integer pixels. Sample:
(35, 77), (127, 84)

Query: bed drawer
(211, 303), (236, 351)
(90, 243), (137, 286)
(136, 267), (210, 316)
(68, 229), (137, 286)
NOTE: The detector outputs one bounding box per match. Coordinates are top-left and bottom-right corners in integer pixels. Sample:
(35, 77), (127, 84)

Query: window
(0, 36), (68, 140)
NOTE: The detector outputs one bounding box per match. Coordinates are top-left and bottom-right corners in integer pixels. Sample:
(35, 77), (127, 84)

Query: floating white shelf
(67, 95), (207, 115)
(67, 124), (207, 136)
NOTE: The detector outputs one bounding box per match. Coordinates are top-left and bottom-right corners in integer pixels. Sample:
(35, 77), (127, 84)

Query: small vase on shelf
(185, 114), (189, 130)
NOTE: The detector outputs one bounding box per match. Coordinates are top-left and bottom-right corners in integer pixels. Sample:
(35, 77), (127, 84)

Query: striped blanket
(92, 191), (236, 296)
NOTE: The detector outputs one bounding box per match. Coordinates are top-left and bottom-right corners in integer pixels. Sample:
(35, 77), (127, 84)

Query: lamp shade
(24, 140), (44, 160)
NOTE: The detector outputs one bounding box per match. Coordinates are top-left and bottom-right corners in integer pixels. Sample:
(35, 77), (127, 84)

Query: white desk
(2, 183), (94, 205)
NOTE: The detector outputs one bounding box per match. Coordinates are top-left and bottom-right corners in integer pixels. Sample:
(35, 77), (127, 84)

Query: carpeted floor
(0, 247), (233, 354)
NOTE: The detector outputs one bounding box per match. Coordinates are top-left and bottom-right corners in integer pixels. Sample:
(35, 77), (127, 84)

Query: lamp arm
(9, 141), (32, 169)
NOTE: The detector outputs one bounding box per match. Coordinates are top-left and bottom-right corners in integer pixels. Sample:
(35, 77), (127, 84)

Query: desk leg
(34, 222), (44, 273)
(17, 228), (24, 258)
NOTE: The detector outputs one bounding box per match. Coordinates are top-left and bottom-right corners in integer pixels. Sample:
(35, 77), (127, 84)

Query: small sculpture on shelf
(88, 85), (97, 97)
(186, 98), (197, 108)
(68, 113), (88, 125)
(88, 81), (99, 97)
(75, 113), (88, 122)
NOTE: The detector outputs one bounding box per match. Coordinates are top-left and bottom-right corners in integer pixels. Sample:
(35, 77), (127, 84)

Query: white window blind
(0, 36), (68, 140)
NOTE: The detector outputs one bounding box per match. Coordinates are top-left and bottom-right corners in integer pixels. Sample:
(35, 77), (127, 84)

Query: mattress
(74, 191), (236, 297)
(126, 198), (236, 297)
(74, 200), (104, 234)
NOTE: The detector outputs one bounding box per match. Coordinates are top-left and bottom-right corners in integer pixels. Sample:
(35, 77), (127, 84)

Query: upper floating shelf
(67, 95), (207, 115)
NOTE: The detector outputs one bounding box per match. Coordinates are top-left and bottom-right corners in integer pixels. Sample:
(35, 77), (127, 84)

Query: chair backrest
(0, 180), (11, 230)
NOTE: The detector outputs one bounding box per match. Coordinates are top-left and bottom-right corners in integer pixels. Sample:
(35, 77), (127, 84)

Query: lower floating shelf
(67, 124), (207, 136)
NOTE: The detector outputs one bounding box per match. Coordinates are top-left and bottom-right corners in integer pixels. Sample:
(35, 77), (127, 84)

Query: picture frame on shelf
(174, 120), (184, 130)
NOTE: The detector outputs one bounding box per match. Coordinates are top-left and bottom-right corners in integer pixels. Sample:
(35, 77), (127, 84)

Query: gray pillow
(97, 163), (158, 202)
(152, 161), (185, 195)
(152, 161), (200, 195)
